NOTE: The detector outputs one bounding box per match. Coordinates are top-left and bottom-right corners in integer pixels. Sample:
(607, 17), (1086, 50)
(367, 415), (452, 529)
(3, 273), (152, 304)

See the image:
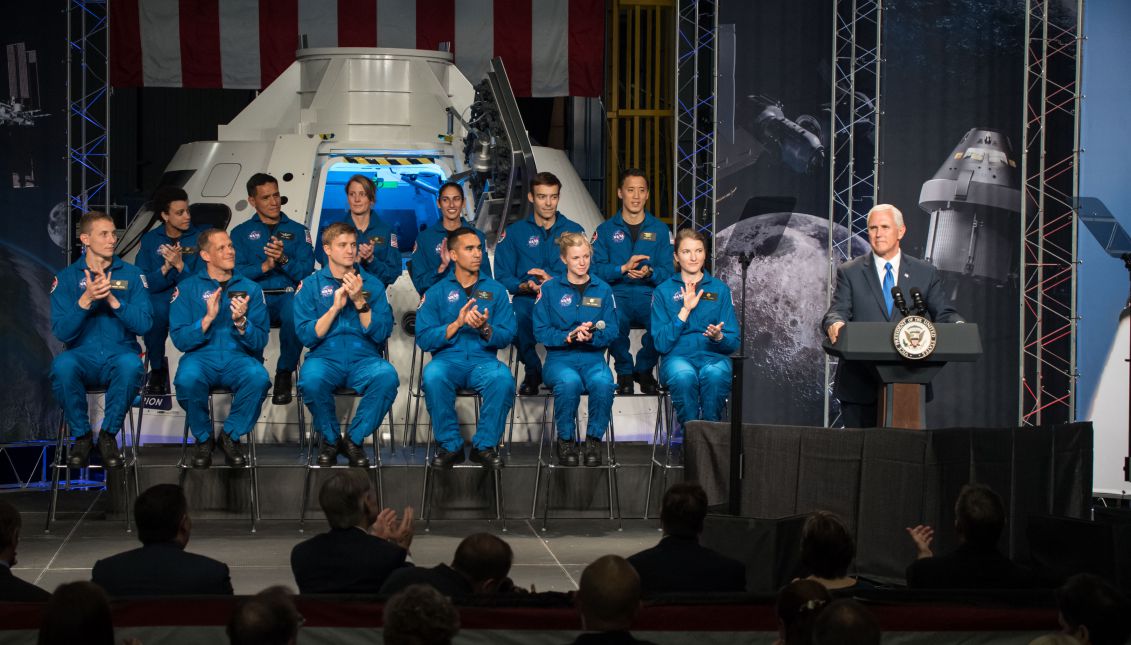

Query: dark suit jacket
(91, 542), (233, 597)
(378, 563), (472, 597)
(626, 535), (746, 595)
(906, 543), (1041, 589)
(291, 527), (410, 594)
(821, 253), (963, 403)
(0, 565), (51, 602)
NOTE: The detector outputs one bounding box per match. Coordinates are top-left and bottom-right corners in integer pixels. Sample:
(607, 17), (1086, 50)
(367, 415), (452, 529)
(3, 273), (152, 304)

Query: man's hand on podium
(827, 321), (846, 344)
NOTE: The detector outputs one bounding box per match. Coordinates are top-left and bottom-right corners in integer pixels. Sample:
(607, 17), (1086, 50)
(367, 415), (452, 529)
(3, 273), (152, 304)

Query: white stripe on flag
(139, 0), (182, 87)
(531, 0), (568, 97)
(377, 0), (416, 49)
(219, 0), (260, 89)
(454, 0), (493, 84)
(299, 0), (339, 48)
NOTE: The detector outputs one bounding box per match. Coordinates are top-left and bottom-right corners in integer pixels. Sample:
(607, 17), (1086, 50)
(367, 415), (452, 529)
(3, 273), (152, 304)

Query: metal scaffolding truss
(1019, 0), (1082, 426)
(823, 0), (882, 425)
(673, 0), (717, 242)
(66, 0), (110, 254)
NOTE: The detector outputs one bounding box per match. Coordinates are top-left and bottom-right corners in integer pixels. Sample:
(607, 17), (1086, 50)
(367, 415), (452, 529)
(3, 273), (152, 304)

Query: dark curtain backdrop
(878, 0), (1028, 428)
(0, 5), (67, 441)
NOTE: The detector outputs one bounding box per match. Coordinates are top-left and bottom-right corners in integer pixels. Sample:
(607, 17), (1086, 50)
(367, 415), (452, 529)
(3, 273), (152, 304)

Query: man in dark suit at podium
(822, 204), (963, 428)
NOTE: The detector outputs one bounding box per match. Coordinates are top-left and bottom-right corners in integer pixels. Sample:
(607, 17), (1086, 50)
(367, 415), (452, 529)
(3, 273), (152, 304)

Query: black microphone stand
(725, 251), (756, 515)
(1123, 252), (1131, 483)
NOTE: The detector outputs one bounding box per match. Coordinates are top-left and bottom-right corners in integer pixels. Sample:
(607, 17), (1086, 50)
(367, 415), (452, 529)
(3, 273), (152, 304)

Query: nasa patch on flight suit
(582, 296), (603, 307)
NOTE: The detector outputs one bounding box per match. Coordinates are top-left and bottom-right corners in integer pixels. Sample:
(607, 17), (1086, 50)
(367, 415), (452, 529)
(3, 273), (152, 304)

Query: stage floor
(4, 488), (665, 595)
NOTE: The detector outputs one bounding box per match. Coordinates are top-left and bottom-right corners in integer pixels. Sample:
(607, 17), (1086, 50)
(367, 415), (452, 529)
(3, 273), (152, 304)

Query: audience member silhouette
(382, 584), (460, 645)
(379, 532), (515, 597)
(0, 499), (50, 602)
(227, 585), (302, 645)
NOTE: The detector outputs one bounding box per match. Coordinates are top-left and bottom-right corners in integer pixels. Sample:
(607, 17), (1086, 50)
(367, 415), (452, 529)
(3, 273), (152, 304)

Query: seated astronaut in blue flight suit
(533, 232), (619, 467)
(408, 182), (493, 297)
(50, 211), (153, 468)
(295, 221), (398, 468)
(651, 229), (739, 425)
(170, 229), (271, 469)
(135, 185), (209, 395)
(592, 168), (673, 396)
(416, 227), (516, 469)
(313, 174), (402, 288)
(494, 171), (585, 396)
(231, 173), (315, 406)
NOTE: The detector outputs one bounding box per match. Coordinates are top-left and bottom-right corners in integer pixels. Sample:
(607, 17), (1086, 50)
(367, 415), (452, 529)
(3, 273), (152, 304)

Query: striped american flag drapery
(109, 0), (605, 97)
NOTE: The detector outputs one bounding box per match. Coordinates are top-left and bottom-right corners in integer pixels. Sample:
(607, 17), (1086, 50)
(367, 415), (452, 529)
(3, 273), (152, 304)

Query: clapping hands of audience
(370, 506), (415, 550)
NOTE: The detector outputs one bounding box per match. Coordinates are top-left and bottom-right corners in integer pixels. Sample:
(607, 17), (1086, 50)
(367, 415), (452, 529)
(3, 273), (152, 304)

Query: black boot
(470, 447), (504, 469)
(218, 433), (247, 468)
(557, 438), (579, 467)
(192, 437), (215, 469)
(316, 437), (339, 466)
(97, 431), (124, 469)
(431, 446), (465, 468)
(635, 371), (659, 395)
(272, 370), (293, 405)
(616, 374), (635, 395)
(67, 433), (94, 468)
(341, 437), (370, 468)
(584, 436), (602, 467)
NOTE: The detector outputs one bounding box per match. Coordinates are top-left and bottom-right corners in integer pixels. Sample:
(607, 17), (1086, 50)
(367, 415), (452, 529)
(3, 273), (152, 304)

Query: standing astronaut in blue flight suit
(409, 182), (492, 296)
(171, 229), (271, 469)
(231, 173), (315, 406)
(495, 172), (586, 396)
(295, 221), (398, 468)
(533, 232), (619, 467)
(50, 211), (153, 469)
(135, 185), (208, 395)
(313, 174), (402, 288)
(416, 227), (516, 469)
(592, 168), (673, 396)
(651, 229), (739, 424)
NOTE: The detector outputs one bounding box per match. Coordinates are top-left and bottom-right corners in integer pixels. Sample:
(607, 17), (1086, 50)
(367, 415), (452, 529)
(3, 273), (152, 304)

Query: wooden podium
(823, 322), (982, 429)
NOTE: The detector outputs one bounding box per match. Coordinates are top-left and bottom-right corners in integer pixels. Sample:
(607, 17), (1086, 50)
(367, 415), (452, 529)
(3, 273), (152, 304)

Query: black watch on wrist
(277, 254), (289, 266)
(480, 323), (493, 339)
(355, 301), (371, 313)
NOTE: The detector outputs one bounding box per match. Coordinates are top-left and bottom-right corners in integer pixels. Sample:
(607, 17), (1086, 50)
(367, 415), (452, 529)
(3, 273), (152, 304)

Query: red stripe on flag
(568, 0), (604, 97)
(179, 0), (222, 88)
(416, 0), (455, 53)
(110, 0), (143, 87)
(260, 0), (299, 89)
(493, 0), (532, 96)
(338, 0), (377, 46)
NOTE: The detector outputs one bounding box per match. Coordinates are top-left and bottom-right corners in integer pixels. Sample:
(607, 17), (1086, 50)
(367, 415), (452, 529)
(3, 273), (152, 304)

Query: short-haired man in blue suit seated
(822, 204), (964, 428)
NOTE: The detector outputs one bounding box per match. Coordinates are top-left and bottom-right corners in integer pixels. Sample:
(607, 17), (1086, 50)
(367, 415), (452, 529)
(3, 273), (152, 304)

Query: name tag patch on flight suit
(229, 291), (248, 300)
(277, 231), (295, 241)
(181, 246), (197, 254)
(641, 231), (656, 241)
(582, 296), (603, 307)
(109, 279), (129, 291)
(701, 292), (718, 301)
(474, 290), (494, 301)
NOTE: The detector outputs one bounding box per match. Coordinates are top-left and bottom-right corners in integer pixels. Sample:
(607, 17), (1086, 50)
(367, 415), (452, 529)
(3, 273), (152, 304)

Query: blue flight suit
(651, 272), (739, 424)
(408, 219), (493, 296)
(314, 215), (402, 288)
(50, 257), (153, 438)
(170, 272), (271, 442)
(533, 276), (618, 440)
(294, 267), (398, 445)
(231, 214), (315, 372)
(592, 211), (673, 376)
(135, 224), (208, 369)
(416, 273), (516, 452)
(494, 212), (585, 382)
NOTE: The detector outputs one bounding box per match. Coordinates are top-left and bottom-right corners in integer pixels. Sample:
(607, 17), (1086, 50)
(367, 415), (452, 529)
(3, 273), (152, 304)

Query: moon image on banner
(715, 212), (870, 425)
(48, 201), (68, 250)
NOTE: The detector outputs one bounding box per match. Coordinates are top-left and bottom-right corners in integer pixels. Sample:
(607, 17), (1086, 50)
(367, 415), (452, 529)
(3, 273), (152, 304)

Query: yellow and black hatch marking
(338, 156), (435, 166)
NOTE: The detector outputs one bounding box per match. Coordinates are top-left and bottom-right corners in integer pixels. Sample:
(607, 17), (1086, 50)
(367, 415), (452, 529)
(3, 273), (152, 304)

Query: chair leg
(371, 431), (385, 509)
(45, 417), (66, 533)
(530, 397), (550, 520)
(249, 430), (261, 528)
(299, 434), (319, 533)
(643, 393), (666, 520)
(420, 434), (434, 531)
(608, 421), (622, 530)
(494, 468), (506, 532)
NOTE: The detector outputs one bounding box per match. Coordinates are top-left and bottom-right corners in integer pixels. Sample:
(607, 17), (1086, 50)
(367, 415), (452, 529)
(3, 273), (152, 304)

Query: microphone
(890, 286), (910, 318)
(568, 320), (605, 342)
(909, 287), (927, 316)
